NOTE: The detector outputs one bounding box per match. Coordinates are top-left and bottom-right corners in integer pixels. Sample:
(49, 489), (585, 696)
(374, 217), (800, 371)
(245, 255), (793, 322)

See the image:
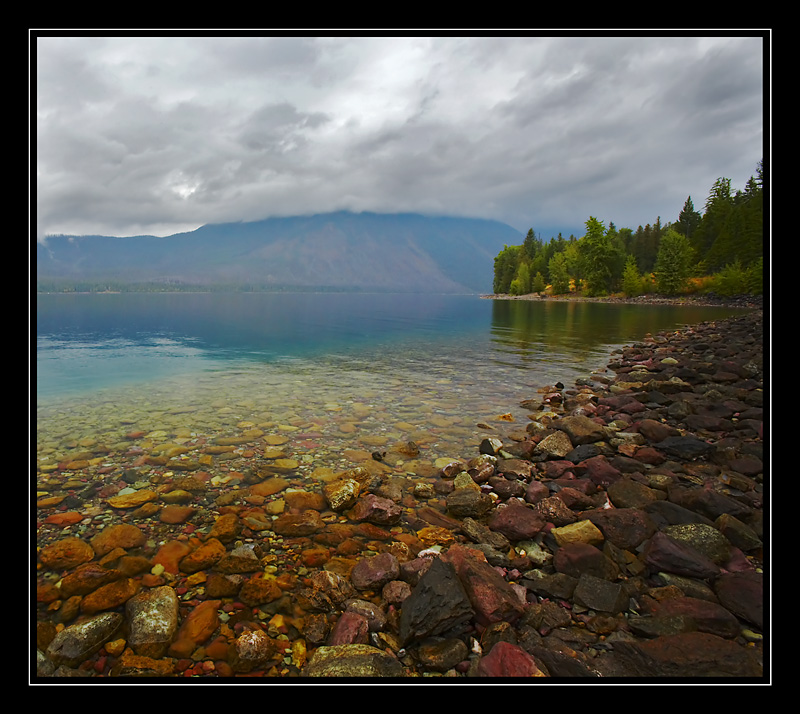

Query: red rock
(477, 641), (547, 677)
(488, 502), (546, 540)
(327, 611), (370, 645)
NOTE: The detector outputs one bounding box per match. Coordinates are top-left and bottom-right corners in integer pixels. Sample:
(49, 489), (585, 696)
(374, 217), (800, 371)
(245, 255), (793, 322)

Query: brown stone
(106, 489), (158, 509)
(153, 540), (192, 575)
(39, 537), (95, 571)
(239, 574), (283, 606)
(159, 505), (196, 524)
(58, 563), (124, 597)
(179, 538), (226, 574)
(90, 523), (146, 556)
(80, 577), (141, 614)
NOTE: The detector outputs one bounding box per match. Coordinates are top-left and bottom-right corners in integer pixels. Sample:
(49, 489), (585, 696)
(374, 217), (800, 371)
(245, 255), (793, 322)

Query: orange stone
(175, 599), (222, 646)
(43, 511), (84, 526)
(179, 537), (226, 574)
(107, 489), (158, 509)
(39, 537), (94, 571)
(80, 578), (140, 614)
(159, 505), (196, 524)
(153, 540), (192, 575)
(91, 523), (146, 556)
(249, 477), (289, 497)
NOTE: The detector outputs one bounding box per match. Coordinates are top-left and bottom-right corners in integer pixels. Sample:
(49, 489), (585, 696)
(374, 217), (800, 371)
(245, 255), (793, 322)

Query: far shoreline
(480, 292), (764, 311)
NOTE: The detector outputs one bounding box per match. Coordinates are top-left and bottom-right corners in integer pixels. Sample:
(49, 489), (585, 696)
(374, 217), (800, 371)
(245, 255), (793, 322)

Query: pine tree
(654, 229), (694, 295)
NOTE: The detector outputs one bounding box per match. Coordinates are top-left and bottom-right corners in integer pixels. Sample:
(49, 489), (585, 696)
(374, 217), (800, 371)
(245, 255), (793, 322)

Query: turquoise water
(36, 292), (742, 403)
(35, 292), (746, 476)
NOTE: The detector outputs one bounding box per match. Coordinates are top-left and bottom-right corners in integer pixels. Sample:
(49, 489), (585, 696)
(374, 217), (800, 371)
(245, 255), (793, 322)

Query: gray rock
(126, 585), (180, 658)
(45, 612), (124, 668)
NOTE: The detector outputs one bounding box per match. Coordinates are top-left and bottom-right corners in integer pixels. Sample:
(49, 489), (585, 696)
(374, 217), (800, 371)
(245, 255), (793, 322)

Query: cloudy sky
(34, 34), (766, 241)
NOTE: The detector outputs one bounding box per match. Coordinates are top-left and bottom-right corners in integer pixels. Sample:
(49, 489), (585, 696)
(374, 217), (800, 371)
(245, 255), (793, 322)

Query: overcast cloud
(34, 34), (766, 241)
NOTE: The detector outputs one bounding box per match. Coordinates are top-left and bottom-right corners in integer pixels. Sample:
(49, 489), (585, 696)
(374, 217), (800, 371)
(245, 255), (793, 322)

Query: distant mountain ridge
(36, 211), (524, 293)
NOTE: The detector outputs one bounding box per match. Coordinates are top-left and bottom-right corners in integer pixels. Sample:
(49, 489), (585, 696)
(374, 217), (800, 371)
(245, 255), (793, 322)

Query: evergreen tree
(676, 196), (702, 241)
(654, 228), (694, 295)
(579, 217), (621, 296)
(493, 245), (522, 294)
(548, 252), (571, 295)
(621, 255), (642, 297)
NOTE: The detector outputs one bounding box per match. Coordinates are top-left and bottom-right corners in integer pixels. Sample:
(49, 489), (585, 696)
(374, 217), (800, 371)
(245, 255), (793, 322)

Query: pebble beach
(34, 299), (766, 681)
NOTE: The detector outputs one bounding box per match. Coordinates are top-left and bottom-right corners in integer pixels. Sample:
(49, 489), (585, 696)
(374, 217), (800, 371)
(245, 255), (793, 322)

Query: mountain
(36, 211), (523, 294)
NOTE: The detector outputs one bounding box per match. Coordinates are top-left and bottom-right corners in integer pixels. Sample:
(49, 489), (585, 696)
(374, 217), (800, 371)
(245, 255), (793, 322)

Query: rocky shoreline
(35, 306), (766, 682)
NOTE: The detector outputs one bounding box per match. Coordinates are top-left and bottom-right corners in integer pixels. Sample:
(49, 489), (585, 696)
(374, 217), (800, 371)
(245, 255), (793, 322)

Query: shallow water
(35, 293), (743, 472)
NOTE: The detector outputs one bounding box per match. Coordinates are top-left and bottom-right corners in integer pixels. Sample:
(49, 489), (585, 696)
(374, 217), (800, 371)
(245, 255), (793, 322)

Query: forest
(492, 161), (765, 298)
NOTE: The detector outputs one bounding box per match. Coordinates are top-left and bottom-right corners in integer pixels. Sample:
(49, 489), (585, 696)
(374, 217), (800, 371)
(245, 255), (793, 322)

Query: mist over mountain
(36, 211), (524, 294)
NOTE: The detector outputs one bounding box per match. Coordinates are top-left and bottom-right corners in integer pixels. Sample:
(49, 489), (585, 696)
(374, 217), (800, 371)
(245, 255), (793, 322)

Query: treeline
(493, 160), (764, 298)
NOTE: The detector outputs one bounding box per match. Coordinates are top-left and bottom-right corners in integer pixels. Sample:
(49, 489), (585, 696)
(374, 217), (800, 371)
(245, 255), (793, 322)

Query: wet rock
(611, 631), (762, 677)
(553, 542), (620, 581)
(327, 611), (370, 645)
(233, 628), (277, 673)
(607, 477), (662, 508)
(323, 478), (361, 511)
(398, 557), (475, 646)
(532, 495), (577, 527)
(170, 599), (222, 655)
(45, 612), (124, 668)
(445, 488), (493, 518)
(641, 531), (721, 579)
(477, 640), (547, 677)
(444, 546), (526, 627)
(488, 502), (546, 541)
(239, 574), (283, 606)
(58, 563), (124, 598)
(350, 551), (400, 591)
(583, 507), (658, 550)
(80, 578), (141, 615)
(662, 523), (732, 565)
(713, 571), (763, 630)
(303, 644), (404, 677)
(522, 569), (577, 600)
(90, 523), (146, 556)
(555, 414), (608, 445)
(534, 431), (574, 459)
(551, 519), (605, 547)
(271, 509), (325, 535)
(39, 537), (95, 571)
(206, 512), (241, 543)
(110, 652), (176, 677)
(179, 537), (226, 573)
(350, 493), (402, 526)
(651, 596), (741, 638)
(413, 637), (469, 672)
(126, 585), (180, 658)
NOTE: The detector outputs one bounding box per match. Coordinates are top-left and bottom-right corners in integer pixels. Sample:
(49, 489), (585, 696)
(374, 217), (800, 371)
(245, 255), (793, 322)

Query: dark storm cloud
(35, 34), (766, 240)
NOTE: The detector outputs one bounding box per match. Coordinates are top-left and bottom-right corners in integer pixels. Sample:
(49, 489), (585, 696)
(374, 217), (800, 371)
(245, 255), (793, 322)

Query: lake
(35, 292), (743, 473)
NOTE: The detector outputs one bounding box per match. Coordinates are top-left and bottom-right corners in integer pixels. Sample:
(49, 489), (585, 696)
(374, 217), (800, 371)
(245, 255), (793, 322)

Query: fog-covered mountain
(36, 211), (524, 293)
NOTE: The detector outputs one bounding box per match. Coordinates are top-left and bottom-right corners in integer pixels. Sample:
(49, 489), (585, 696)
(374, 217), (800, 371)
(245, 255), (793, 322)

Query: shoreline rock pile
(35, 309), (765, 681)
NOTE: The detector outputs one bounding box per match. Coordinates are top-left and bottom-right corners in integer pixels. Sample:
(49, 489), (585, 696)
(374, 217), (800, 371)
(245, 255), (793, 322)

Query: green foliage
(621, 255), (642, 297)
(490, 160), (764, 297)
(578, 217), (625, 296)
(710, 258), (763, 296)
(548, 252), (571, 294)
(654, 229), (694, 295)
(531, 271), (546, 293)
